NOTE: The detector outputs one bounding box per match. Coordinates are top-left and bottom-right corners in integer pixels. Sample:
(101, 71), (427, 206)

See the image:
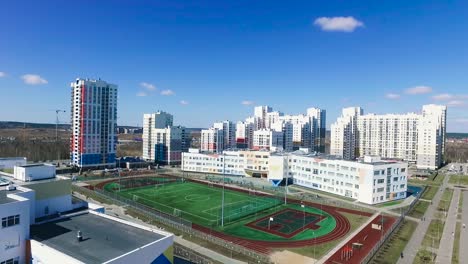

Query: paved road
(435, 188), (460, 263)
(397, 175), (449, 264)
(460, 190), (468, 264)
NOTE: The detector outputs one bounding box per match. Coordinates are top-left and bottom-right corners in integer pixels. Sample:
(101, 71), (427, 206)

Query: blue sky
(1, 0), (468, 132)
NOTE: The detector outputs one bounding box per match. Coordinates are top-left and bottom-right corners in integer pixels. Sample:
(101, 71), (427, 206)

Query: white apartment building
(201, 128), (224, 153)
(70, 78), (118, 168)
(143, 112), (187, 165)
(181, 149), (407, 204)
(330, 107), (363, 160)
(331, 105), (447, 170)
(235, 121), (254, 149)
(253, 129), (284, 151)
(213, 120), (236, 149)
(307, 107), (327, 153)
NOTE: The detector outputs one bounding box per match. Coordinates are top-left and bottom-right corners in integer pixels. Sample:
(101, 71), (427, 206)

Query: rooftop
(18, 163), (54, 168)
(31, 212), (166, 264)
(0, 190), (17, 205)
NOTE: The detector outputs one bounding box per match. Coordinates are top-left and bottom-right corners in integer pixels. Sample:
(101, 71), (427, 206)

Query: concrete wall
(35, 195), (72, 219)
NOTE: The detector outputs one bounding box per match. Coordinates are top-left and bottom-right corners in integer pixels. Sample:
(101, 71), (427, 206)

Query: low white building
(0, 157), (27, 170)
(0, 190), (30, 264)
(13, 164), (56, 182)
(182, 149), (408, 204)
(287, 153), (407, 204)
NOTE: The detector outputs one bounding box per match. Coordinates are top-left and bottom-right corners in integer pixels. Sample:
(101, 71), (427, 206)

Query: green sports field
(107, 180), (282, 226)
(104, 179), (336, 241)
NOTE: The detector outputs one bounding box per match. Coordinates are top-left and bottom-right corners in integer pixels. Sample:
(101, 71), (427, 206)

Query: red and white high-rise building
(70, 78), (117, 168)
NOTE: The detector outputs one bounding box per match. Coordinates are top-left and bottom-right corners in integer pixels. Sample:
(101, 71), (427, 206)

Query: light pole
(268, 217), (274, 230)
(221, 152), (226, 227)
(313, 231), (316, 263)
(284, 175), (288, 205)
(301, 203), (305, 230)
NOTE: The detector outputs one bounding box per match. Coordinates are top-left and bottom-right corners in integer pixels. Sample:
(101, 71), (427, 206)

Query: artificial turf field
(103, 179), (338, 242)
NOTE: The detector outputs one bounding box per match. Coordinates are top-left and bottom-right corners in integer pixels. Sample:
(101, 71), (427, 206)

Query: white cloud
(314, 16), (364, 32)
(180, 100), (189, 105)
(21, 74), (48, 85)
(0, 72), (6, 78)
(405, 86), (432, 95)
(432, 93), (453, 101)
(140, 82), (156, 91)
(160, 89), (174, 96)
(136, 91), (147, 97)
(385, 93), (401, 100)
(447, 100), (465, 107)
(241, 100), (254, 105)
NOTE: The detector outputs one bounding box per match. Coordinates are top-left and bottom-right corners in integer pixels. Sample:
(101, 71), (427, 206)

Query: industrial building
(13, 163), (56, 182)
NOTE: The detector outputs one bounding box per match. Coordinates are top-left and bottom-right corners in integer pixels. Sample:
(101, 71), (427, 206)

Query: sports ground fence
(72, 173), (425, 264)
(72, 184), (272, 264)
(360, 185), (425, 264)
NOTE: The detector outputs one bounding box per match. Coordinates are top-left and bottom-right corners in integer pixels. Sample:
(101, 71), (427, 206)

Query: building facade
(252, 129), (284, 151)
(70, 78), (117, 168)
(201, 128), (224, 153)
(181, 150), (407, 204)
(331, 105), (447, 170)
(143, 112), (187, 165)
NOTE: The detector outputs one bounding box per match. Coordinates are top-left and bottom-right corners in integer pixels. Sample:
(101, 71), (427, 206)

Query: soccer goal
(173, 208), (181, 217)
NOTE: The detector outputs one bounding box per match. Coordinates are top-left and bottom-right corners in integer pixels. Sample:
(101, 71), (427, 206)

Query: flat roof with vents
(30, 212), (167, 264)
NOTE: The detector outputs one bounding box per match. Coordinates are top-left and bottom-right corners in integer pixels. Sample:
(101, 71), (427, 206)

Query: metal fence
(72, 185), (272, 264)
(174, 243), (216, 264)
(360, 185), (425, 263)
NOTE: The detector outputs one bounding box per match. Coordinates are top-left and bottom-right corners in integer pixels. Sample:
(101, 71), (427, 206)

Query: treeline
(0, 139), (70, 162)
(445, 142), (468, 163)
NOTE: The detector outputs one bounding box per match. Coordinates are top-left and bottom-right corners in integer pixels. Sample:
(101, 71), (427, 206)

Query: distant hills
(0, 121), (204, 132)
(447, 133), (468, 139)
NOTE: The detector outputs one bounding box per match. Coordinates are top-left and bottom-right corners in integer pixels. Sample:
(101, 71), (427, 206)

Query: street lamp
(221, 152), (226, 227)
(268, 217), (274, 230)
(301, 203), (305, 230)
(313, 231), (316, 263)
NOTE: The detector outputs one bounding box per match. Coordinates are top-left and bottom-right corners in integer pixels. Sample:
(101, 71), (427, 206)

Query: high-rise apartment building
(252, 129), (284, 151)
(235, 121), (254, 149)
(142, 112), (187, 165)
(307, 108), (327, 152)
(213, 120), (236, 149)
(201, 128), (224, 153)
(330, 107), (363, 160)
(70, 78), (117, 168)
(330, 105), (447, 169)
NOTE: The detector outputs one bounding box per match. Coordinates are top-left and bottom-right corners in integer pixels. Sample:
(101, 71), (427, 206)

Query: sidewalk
(435, 188), (460, 263)
(460, 190), (468, 264)
(397, 175), (449, 264)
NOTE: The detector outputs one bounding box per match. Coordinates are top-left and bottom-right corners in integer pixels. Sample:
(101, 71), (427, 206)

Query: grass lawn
(375, 200), (404, 208)
(421, 186), (438, 200)
(407, 201), (430, 219)
(288, 212), (368, 259)
(414, 249), (435, 264)
(438, 188), (454, 212)
(449, 174), (468, 186)
(452, 222), (461, 264)
(422, 219), (444, 249)
(370, 220), (418, 264)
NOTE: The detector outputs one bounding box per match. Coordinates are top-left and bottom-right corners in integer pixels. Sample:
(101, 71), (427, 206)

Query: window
(377, 179), (385, 184)
(1, 215), (20, 228)
(0, 257), (19, 264)
(401, 168), (406, 173)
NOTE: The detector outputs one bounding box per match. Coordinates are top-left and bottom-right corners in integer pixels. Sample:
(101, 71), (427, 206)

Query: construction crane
(54, 110), (66, 142)
(54, 110), (66, 163)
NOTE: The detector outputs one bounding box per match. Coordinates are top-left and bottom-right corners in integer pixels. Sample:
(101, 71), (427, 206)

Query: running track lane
(325, 214), (397, 264)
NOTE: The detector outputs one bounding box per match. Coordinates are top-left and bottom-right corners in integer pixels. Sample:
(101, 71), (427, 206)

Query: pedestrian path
(460, 190), (468, 264)
(397, 175), (449, 264)
(435, 188), (460, 263)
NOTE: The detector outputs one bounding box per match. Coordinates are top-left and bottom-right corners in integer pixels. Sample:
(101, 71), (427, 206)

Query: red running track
(325, 214), (397, 264)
